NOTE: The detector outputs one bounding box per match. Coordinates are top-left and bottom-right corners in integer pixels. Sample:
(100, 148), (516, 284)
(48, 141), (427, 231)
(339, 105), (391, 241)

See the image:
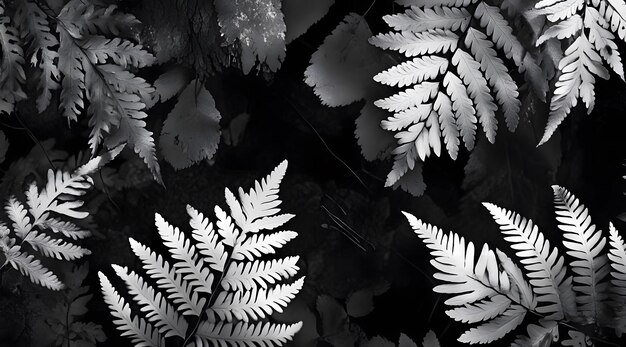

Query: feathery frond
(404, 185), (626, 345)
(534, 0), (626, 144)
(369, 0), (538, 191)
(0, 146), (122, 290)
(100, 161), (303, 346)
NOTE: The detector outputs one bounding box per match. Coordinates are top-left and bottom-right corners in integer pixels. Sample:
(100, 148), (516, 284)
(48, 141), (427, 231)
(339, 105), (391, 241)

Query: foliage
(0, 145), (122, 290)
(532, 0), (626, 144)
(99, 161), (304, 346)
(404, 185), (626, 345)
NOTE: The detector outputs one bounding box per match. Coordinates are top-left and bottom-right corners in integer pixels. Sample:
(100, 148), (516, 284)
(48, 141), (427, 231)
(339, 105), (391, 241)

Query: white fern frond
(483, 203), (576, 320)
(102, 161), (302, 346)
(0, 147), (119, 290)
(539, 34), (608, 145)
(552, 185), (609, 324)
(535, 0), (626, 144)
(403, 212), (509, 306)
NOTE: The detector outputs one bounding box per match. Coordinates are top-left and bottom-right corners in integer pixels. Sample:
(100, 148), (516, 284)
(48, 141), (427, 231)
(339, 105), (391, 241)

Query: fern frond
(56, 0), (161, 183)
(194, 321), (302, 347)
(552, 185), (609, 324)
(403, 212), (509, 306)
(0, 148), (118, 290)
(539, 34), (608, 145)
(102, 161), (302, 346)
(608, 223), (626, 334)
(483, 203), (576, 320)
(98, 272), (165, 347)
(535, 0), (626, 144)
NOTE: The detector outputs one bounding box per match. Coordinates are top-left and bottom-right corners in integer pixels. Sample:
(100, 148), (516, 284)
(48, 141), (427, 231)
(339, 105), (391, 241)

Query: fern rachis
(0, 146), (122, 290)
(99, 161), (304, 346)
(534, 0), (626, 144)
(369, 0), (541, 194)
(404, 185), (626, 345)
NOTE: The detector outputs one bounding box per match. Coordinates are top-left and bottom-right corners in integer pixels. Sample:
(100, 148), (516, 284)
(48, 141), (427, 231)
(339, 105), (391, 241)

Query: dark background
(1, 0), (626, 346)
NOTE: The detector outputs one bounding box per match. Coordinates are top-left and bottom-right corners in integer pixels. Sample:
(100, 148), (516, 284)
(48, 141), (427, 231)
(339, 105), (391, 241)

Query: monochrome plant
(404, 185), (626, 345)
(533, 0), (626, 144)
(369, 0), (543, 191)
(99, 160), (304, 346)
(0, 145), (122, 290)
